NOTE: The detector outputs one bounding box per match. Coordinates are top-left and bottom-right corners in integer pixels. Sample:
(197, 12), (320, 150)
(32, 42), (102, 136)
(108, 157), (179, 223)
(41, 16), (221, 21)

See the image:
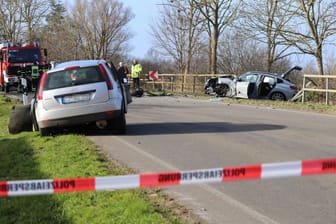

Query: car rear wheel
(109, 110), (126, 135)
(114, 113), (126, 134)
(32, 117), (39, 132)
(270, 92), (286, 101)
(30, 103), (39, 132)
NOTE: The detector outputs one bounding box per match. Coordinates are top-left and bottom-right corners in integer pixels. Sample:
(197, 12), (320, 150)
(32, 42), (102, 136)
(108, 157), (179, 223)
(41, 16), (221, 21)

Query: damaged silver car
(204, 66), (302, 101)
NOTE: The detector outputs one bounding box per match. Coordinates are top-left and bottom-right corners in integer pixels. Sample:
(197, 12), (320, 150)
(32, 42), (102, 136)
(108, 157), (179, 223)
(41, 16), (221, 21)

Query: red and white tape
(1, 158), (335, 197)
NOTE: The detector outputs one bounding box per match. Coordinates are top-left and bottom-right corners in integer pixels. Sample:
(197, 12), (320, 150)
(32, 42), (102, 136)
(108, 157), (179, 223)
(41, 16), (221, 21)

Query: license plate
(62, 93), (90, 104)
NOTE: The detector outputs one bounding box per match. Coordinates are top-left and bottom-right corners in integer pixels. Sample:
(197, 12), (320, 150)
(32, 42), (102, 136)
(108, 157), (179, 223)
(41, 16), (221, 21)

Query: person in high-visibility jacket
(31, 61), (40, 91)
(131, 59), (142, 90)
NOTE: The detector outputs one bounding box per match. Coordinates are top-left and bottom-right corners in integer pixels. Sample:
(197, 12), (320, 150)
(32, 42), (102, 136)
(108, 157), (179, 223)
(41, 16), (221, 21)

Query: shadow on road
(87, 122), (286, 136)
(127, 122), (286, 135)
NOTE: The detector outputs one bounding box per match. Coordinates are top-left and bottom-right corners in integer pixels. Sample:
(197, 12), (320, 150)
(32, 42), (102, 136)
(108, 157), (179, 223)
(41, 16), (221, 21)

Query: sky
(122, 0), (162, 59)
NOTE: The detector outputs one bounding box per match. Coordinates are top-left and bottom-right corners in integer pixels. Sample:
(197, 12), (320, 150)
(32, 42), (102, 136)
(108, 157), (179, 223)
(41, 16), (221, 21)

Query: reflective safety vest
(32, 65), (39, 77)
(131, 63), (142, 78)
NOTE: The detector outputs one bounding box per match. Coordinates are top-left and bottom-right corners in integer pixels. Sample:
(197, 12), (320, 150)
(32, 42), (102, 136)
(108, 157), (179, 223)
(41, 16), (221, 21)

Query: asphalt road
(88, 96), (336, 224)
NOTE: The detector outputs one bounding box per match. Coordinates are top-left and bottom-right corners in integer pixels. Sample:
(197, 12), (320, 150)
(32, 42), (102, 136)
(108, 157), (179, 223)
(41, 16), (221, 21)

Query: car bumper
(36, 109), (122, 129)
(35, 99), (123, 129)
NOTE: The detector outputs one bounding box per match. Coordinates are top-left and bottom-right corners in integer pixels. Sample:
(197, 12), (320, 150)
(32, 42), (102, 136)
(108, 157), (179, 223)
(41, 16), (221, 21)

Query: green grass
(0, 95), (185, 224)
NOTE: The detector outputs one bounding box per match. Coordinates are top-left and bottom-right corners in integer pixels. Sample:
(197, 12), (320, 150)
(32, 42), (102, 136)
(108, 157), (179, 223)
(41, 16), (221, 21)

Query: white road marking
(114, 136), (280, 224)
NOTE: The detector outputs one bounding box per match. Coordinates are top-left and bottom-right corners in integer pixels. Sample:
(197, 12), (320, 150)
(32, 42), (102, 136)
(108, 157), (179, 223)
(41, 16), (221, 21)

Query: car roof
(51, 59), (107, 73)
(243, 71), (278, 76)
(241, 71), (282, 79)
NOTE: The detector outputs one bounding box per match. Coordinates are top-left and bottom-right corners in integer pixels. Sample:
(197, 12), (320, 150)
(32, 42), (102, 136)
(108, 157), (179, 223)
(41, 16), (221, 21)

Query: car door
(236, 81), (249, 98)
(235, 73), (258, 99)
(257, 75), (276, 97)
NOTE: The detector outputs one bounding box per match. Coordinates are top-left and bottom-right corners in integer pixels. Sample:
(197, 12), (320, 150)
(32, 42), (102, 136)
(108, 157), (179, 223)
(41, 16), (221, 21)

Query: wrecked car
(204, 66), (302, 101)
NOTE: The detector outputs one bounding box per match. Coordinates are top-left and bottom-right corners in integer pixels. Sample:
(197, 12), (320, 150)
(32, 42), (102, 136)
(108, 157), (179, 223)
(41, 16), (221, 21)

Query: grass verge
(190, 94), (336, 115)
(0, 95), (190, 224)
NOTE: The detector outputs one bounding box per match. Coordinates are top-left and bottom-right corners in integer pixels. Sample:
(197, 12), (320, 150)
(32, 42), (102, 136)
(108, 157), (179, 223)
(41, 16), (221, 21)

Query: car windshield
(44, 66), (105, 90)
(8, 49), (40, 63)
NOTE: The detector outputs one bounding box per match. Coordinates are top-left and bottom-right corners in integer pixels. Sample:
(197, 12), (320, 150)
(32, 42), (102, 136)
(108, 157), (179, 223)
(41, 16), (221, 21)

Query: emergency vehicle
(0, 41), (47, 93)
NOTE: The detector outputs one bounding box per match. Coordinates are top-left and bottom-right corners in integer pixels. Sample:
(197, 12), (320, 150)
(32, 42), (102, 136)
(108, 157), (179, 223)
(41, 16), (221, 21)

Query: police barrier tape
(0, 158), (335, 197)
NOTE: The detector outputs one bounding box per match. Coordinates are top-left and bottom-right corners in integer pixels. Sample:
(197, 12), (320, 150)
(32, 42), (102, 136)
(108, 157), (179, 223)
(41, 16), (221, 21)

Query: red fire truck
(0, 42), (47, 93)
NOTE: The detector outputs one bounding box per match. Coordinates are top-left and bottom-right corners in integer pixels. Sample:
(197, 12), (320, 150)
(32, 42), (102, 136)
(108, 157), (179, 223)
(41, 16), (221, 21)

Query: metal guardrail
(131, 73), (336, 104)
(302, 74), (336, 104)
(131, 74), (233, 95)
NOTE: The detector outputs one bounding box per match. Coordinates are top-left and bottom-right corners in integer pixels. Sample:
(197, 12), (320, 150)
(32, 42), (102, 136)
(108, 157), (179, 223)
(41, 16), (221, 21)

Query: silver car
(205, 66), (302, 101)
(32, 60), (129, 136)
(232, 71), (299, 100)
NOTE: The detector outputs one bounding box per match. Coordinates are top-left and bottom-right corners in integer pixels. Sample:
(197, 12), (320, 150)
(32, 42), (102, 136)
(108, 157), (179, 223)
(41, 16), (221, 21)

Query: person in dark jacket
(117, 62), (129, 80)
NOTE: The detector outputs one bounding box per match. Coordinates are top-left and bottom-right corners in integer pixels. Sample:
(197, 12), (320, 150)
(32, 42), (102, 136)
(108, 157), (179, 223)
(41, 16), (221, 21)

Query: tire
(109, 110), (126, 135)
(39, 127), (50, 137)
(8, 104), (32, 134)
(131, 88), (144, 97)
(32, 116), (39, 132)
(270, 92), (286, 101)
(30, 104), (39, 132)
(215, 84), (229, 97)
(4, 83), (9, 93)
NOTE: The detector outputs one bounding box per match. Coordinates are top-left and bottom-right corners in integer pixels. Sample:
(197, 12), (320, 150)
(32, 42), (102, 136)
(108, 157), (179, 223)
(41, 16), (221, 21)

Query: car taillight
(37, 72), (47, 100)
(99, 64), (113, 90)
(290, 85), (297, 91)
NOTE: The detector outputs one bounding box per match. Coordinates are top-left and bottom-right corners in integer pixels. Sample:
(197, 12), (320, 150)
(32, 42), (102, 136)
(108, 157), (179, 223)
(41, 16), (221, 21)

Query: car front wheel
(8, 104), (32, 134)
(215, 84), (230, 97)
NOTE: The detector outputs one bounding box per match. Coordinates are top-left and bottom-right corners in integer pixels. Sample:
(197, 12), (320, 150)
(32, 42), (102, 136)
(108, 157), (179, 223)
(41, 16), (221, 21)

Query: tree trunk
(211, 27), (219, 74)
(208, 37), (212, 74)
(316, 46), (324, 75)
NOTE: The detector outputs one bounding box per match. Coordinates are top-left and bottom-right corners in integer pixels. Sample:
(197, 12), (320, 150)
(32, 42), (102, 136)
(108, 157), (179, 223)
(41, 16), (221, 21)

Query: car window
(263, 76), (275, 84)
(44, 66), (105, 90)
(239, 73), (258, 83)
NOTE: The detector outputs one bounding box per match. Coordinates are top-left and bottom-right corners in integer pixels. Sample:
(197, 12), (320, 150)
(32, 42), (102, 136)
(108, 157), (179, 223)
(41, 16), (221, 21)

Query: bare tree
(151, 0), (205, 74)
(176, 0), (205, 74)
(218, 32), (267, 74)
(0, 0), (23, 43)
(239, 0), (297, 72)
(20, 0), (50, 43)
(192, 0), (242, 74)
(39, 0), (75, 61)
(281, 0), (336, 75)
(69, 0), (133, 60)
